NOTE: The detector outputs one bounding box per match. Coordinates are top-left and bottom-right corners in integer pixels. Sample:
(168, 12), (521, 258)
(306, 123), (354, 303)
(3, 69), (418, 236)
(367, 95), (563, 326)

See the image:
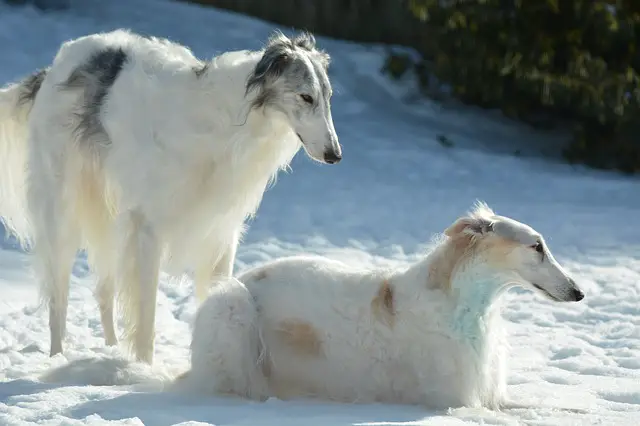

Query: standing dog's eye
(300, 94), (314, 104)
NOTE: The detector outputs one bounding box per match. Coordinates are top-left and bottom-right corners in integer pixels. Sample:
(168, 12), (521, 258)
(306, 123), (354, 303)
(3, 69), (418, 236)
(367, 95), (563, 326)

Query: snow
(0, 0), (639, 424)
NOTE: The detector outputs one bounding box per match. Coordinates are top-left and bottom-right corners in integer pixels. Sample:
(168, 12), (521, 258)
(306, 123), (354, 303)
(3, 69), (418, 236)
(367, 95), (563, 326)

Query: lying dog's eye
(300, 94), (314, 104)
(531, 242), (543, 253)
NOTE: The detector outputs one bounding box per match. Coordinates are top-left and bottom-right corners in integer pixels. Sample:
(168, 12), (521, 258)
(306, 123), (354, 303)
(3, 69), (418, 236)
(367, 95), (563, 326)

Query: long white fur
(180, 202), (583, 409)
(0, 29), (339, 364)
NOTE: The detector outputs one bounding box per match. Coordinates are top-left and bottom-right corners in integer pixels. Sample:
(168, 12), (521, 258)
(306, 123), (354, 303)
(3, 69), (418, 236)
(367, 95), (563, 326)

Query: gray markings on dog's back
(17, 68), (49, 108)
(62, 47), (128, 144)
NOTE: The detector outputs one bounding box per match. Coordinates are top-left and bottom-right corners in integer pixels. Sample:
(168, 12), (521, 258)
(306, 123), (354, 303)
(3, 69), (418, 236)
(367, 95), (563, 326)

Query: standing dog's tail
(0, 69), (47, 248)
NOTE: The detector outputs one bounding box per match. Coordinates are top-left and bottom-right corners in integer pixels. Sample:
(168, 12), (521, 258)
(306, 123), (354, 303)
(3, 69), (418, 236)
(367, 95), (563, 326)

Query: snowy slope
(1, 0), (639, 425)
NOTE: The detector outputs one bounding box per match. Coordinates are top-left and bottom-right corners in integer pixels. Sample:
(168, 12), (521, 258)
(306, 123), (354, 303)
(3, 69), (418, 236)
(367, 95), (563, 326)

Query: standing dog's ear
(246, 50), (292, 95)
(292, 32), (316, 51)
(445, 216), (494, 238)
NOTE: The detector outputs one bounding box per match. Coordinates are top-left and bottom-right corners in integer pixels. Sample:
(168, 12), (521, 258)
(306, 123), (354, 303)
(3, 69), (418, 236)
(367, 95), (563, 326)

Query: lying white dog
(180, 202), (584, 409)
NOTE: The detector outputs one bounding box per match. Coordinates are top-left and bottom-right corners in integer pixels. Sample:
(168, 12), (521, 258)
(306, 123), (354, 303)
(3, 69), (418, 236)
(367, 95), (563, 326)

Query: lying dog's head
(444, 202), (584, 303)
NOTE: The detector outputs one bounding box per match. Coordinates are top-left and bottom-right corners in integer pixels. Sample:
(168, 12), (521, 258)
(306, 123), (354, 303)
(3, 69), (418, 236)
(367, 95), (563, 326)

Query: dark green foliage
(185, 0), (422, 48)
(436, 134), (455, 147)
(405, 0), (640, 173)
(382, 52), (414, 80)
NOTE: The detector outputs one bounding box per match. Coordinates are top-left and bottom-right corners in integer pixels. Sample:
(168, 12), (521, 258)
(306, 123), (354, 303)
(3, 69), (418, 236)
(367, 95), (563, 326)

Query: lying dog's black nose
(573, 287), (584, 302)
(323, 150), (342, 164)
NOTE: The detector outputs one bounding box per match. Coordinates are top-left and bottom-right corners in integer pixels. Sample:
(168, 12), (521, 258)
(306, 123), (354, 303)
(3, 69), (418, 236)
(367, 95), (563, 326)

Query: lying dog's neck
(390, 240), (513, 409)
(448, 262), (515, 351)
(398, 241), (516, 351)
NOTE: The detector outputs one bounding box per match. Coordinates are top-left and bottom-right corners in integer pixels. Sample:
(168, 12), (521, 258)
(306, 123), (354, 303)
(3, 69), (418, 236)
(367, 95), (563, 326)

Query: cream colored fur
(179, 202), (584, 409)
(0, 29), (340, 364)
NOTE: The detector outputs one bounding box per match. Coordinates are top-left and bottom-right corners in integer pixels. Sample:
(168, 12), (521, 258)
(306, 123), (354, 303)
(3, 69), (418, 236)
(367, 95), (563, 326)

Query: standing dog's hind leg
(40, 240), (78, 357)
(30, 200), (79, 357)
(116, 210), (161, 364)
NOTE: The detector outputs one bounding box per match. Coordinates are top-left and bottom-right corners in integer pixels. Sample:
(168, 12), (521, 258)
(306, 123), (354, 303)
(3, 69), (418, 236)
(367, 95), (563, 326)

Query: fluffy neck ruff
(448, 260), (518, 408)
(448, 261), (514, 352)
(192, 50), (300, 180)
(401, 235), (518, 356)
(195, 50), (290, 135)
(400, 235), (517, 408)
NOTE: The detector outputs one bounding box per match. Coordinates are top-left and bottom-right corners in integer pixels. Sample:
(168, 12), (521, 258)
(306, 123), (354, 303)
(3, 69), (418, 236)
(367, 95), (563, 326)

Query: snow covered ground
(1, 0), (639, 424)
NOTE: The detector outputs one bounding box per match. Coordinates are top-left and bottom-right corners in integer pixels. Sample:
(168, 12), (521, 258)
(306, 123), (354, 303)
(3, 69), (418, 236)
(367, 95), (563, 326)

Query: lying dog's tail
(0, 69), (48, 247)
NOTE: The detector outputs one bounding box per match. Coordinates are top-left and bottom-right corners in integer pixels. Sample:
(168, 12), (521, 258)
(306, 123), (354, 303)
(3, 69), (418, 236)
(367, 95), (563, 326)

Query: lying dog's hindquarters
(184, 258), (472, 408)
(182, 202), (584, 409)
(174, 277), (269, 400)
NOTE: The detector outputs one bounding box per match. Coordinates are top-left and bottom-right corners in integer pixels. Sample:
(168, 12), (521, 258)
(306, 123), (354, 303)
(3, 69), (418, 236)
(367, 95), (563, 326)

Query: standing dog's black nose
(323, 150), (342, 164)
(573, 287), (585, 301)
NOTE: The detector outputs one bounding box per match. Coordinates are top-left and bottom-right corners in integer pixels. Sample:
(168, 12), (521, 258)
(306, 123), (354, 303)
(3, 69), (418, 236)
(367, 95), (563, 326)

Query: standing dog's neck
(193, 50), (296, 155)
(195, 50), (272, 123)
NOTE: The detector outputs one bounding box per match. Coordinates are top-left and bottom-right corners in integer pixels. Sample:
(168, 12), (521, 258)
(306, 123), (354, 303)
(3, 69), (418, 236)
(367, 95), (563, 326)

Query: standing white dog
(181, 202), (584, 409)
(0, 29), (341, 364)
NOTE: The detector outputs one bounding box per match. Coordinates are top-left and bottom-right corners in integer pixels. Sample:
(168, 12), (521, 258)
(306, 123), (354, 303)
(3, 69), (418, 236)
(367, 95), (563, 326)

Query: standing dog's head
(246, 31), (341, 165)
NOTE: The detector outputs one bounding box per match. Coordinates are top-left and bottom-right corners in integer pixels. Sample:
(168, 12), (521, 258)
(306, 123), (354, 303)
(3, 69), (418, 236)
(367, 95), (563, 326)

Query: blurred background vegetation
(402, 0), (640, 174)
(10, 0), (640, 173)
(187, 0), (640, 174)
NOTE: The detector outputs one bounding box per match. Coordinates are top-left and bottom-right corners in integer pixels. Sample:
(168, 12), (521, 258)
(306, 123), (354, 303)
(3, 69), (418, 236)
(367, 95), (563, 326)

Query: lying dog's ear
(445, 216), (494, 238)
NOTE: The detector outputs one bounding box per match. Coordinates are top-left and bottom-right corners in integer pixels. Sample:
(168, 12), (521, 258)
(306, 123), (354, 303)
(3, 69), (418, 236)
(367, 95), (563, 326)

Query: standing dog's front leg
(195, 229), (240, 303)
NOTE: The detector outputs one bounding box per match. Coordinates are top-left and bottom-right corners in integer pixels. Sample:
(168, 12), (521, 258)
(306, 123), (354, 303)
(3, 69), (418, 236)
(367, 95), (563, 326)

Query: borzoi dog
(181, 202), (584, 409)
(0, 29), (341, 364)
